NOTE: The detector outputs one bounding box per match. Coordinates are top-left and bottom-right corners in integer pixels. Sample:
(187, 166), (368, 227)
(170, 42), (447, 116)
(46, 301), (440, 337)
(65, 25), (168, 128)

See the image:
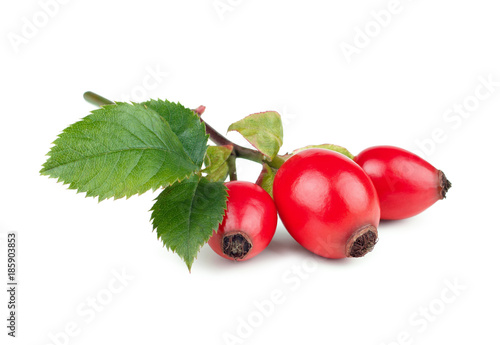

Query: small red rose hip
(273, 149), (380, 259)
(354, 145), (452, 220)
(208, 181), (277, 261)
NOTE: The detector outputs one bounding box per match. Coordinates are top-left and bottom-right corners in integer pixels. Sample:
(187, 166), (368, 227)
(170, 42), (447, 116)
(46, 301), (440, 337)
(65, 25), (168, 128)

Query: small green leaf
(293, 144), (354, 159)
(204, 163), (229, 183)
(228, 111), (283, 159)
(151, 175), (228, 271)
(203, 145), (233, 182)
(40, 102), (202, 201)
(142, 99), (208, 167)
(256, 164), (276, 198)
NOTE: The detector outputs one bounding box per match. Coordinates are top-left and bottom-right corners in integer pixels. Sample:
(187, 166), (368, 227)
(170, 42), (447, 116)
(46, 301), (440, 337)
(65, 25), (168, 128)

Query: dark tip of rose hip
(438, 170), (452, 199)
(222, 232), (253, 260)
(347, 226), (378, 258)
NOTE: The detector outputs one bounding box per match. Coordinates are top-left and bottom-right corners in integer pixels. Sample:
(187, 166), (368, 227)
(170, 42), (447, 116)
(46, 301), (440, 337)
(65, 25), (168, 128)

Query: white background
(1, 0), (499, 344)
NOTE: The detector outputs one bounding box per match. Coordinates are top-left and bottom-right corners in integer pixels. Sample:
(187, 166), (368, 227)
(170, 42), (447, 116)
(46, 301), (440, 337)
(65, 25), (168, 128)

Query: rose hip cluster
(209, 146), (451, 261)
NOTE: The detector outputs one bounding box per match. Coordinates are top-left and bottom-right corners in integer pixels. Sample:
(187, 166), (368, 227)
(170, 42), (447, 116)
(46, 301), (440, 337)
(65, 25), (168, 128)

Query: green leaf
(256, 164), (276, 198)
(203, 145), (233, 182)
(151, 175), (228, 271)
(293, 144), (354, 159)
(141, 99), (208, 167)
(228, 111), (283, 159)
(40, 102), (202, 201)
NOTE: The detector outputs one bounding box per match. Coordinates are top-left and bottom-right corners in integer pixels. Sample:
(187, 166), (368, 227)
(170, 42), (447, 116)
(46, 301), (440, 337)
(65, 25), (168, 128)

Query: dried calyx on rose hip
(354, 145), (452, 220)
(208, 181), (277, 261)
(273, 148), (381, 259)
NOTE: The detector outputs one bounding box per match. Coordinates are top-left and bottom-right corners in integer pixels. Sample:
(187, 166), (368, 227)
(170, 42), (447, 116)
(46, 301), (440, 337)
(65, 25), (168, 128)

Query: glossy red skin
(208, 181), (277, 261)
(355, 146), (442, 220)
(273, 149), (380, 259)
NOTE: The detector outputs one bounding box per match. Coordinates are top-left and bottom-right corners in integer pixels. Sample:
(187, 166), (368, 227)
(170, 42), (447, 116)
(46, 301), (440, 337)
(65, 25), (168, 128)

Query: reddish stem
(82, 92), (285, 170)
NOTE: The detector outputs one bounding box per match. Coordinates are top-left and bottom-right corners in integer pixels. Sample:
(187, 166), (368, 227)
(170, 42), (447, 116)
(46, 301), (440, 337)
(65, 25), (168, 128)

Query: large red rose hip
(354, 146), (452, 220)
(273, 149), (380, 259)
(208, 181), (277, 261)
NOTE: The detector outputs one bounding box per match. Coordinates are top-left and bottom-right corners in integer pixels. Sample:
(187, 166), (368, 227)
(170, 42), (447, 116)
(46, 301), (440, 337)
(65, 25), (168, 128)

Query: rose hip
(273, 149), (380, 259)
(354, 145), (452, 220)
(208, 181), (277, 261)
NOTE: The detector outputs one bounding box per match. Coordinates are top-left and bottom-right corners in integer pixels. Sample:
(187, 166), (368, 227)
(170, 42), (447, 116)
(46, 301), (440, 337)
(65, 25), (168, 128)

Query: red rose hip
(208, 181), (277, 261)
(273, 149), (380, 259)
(354, 146), (452, 220)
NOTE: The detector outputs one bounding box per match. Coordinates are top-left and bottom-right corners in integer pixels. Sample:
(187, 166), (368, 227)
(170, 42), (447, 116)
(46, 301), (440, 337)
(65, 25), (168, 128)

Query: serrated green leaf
(40, 102), (202, 201)
(142, 99), (208, 167)
(293, 144), (354, 159)
(228, 111), (283, 159)
(203, 145), (233, 182)
(151, 175), (228, 271)
(256, 164), (276, 198)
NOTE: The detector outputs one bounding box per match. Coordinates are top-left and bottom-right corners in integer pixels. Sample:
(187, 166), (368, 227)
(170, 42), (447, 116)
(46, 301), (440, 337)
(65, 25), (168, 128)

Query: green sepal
(228, 111), (283, 160)
(293, 144), (354, 159)
(256, 163), (276, 198)
(203, 145), (233, 182)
